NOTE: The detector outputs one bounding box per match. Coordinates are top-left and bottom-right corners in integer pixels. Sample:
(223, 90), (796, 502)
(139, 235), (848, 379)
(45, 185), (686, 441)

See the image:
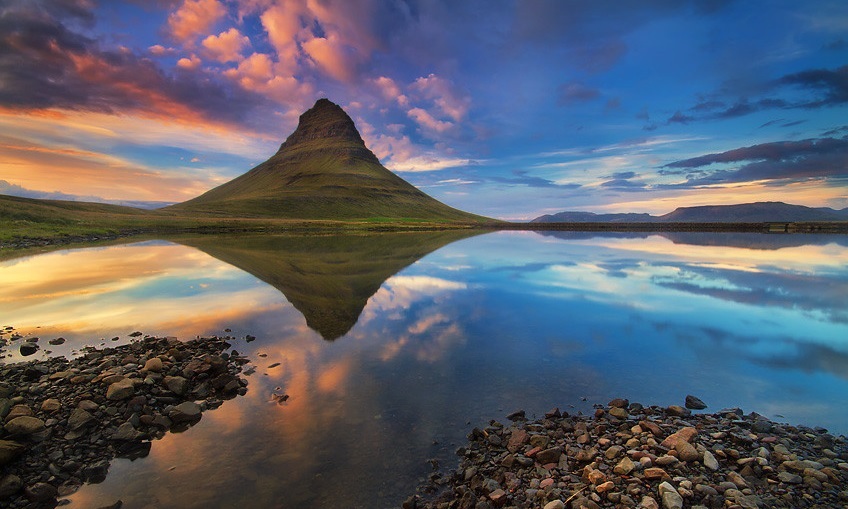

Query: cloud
(372, 76), (409, 107)
(301, 33), (359, 83)
(176, 54), (202, 69)
(167, 0), (227, 44)
(409, 74), (470, 122)
(407, 108), (453, 135)
(202, 27), (250, 63)
(668, 65), (848, 123)
(558, 81), (601, 105)
(662, 136), (848, 186)
(148, 44), (175, 57)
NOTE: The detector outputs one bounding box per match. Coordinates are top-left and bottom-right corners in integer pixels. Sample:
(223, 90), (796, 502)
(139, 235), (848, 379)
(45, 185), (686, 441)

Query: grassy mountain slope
(167, 99), (488, 223)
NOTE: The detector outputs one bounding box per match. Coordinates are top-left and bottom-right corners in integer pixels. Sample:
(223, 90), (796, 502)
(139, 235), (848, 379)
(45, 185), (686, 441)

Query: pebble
(411, 397), (848, 509)
(0, 335), (251, 507)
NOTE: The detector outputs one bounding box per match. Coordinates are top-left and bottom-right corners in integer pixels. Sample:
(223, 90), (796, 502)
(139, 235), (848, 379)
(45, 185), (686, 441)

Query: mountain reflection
(175, 231), (480, 340)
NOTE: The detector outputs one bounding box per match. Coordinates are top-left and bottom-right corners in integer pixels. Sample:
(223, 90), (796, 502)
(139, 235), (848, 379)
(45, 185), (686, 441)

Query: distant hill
(532, 202), (848, 223)
(167, 99), (488, 223)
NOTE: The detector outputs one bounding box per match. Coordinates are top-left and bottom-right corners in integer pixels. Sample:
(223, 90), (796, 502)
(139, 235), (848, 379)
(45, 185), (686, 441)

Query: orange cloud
(176, 54), (202, 70)
(202, 28), (251, 63)
(168, 0), (227, 43)
(301, 33), (358, 82)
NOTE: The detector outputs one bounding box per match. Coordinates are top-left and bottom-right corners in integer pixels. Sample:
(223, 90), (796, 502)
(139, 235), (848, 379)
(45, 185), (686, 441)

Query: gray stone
(4, 416), (45, 435)
(614, 457), (635, 475)
(658, 482), (683, 509)
(535, 446), (562, 465)
(639, 496), (660, 509)
(169, 401), (202, 423)
(68, 408), (94, 431)
(112, 421), (141, 441)
(778, 471), (802, 484)
(544, 501), (565, 509)
(702, 450), (719, 471)
(106, 379), (135, 400)
(0, 440), (26, 466)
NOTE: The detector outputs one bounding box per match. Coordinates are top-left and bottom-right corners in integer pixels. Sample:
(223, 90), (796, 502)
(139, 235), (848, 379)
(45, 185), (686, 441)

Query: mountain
(177, 231), (479, 340)
(167, 99), (487, 223)
(532, 202), (848, 223)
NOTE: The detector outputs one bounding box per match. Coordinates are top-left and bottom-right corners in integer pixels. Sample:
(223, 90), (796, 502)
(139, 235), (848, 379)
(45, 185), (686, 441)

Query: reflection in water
(176, 231), (479, 340)
(0, 231), (846, 508)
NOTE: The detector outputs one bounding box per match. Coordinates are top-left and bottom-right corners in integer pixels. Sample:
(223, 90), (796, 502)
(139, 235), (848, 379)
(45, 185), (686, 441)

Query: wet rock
(163, 375), (188, 395)
(169, 401), (202, 423)
(19, 343), (39, 356)
(112, 422), (142, 441)
(685, 395), (707, 410)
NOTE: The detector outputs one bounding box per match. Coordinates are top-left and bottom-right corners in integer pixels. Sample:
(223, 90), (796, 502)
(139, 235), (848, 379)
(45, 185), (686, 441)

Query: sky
(0, 0), (846, 220)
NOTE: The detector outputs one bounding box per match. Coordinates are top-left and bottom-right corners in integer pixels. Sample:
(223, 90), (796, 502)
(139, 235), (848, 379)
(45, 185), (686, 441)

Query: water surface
(1, 231), (846, 508)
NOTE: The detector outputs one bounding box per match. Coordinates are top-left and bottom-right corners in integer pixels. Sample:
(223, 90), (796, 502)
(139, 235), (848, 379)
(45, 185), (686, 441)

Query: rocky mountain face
(167, 99), (486, 222)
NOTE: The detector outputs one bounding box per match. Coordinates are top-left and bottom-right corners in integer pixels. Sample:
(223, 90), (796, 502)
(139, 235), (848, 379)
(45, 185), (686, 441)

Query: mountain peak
(277, 98), (365, 153)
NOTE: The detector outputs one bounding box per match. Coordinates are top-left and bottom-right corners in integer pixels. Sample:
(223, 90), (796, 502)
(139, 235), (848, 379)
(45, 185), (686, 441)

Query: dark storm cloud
(667, 66), (848, 123)
(0, 0), (274, 128)
(660, 136), (848, 186)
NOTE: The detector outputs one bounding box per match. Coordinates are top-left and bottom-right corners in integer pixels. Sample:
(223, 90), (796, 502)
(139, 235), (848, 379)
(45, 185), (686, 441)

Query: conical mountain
(168, 99), (487, 222)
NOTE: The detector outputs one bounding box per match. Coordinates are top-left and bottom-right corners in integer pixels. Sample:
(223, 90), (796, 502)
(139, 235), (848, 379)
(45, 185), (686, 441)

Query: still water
(1, 231), (847, 508)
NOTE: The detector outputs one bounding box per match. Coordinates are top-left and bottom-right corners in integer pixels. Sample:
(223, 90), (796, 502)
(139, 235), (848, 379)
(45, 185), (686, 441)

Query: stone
(142, 357), (163, 372)
(24, 482), (57, 503)
(106, 379), (135, 400)
(4, 416), (45, 435)
(702, 450), (719, 471)
(639, 496), (660, 509)
(5, 404), (33, 420)
(40, 398), (61, 413)
(609, 398), (629, 408)
(536, 446), (562, 465)
(614, 457), (635, 475)
(685, 395), (707, 410)
(660, 427), (697, 449)
(112, 422), (141, 441)
(19, 343), (39, 356)
(489, 488), (507, 505)
(644, 468), (670, 480)
(665, 405), (690, 417)
(0, 440), (26, 466)
(609, 407), (629, 420)
(68, 408), (94, 430)
(726, 471), (748, 488)
(163, 376), (189, 396)
(0, 474), (23, 498)
(596, 481), (615, 493)
(544, 501), (565, 509)
(640, 420), (663, 436)
(605, 445), (624, 459)
(675, 441), (700, 462)
(658, 481), (683, 509)
(778, 471), (802, 484)
(169, 401), (202, 423)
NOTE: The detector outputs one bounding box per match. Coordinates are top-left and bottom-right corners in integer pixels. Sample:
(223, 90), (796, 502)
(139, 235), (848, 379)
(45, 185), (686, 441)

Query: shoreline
(0, 336), (251, 508)
(408, 400), (848, 509)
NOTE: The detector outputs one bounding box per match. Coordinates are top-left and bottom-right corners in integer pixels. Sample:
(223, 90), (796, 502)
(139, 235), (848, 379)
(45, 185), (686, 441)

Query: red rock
(644, 467), (670, 480)
(507, 429), (529, 453)
(660, 427), (697, 449)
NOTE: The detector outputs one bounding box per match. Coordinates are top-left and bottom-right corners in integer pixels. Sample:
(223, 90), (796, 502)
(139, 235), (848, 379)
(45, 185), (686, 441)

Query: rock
(536, 446), (562, 465)
(726, 471), (748, 488)
(95, 502), (123, 509)
(639, 496), (660, 509)
(0, 440), (26, 466)
(507, 429), (528, 453)
(3, 416), (45, 435)
(609, 407), (629, 420)
(658, 482), (683, 509)
(614, 457), (635, 475)
(106, 379), (135, 401)
(112, 422), (141, 441)
(169, 401), (202, 423)
(19, 343), (39, 356)
(596, 481), (615, 493)
(489, 488), (507, 506)
(24, 482), (57, 503)
(675, 441), (700, 462)
(48, 337), (65, 345)
(5, 405), (32, 420)
(702, 450), (719, 471)
(659, 427), (697, 449)
(163, 376), (188, 396)
(142, 357), (163, 372)
(544, 501), (565, 509)
(40, 398), (61, 413)
(68, 408), (94, 430)
(0, 474), (23, 497)
(777, 471), (802, 484)
(644, 468), (670, 480)
(506, 409), (526, 421)
(665, 405), (690, 417)
(684, 395), (707, 410)
(609, 398), (629, 408)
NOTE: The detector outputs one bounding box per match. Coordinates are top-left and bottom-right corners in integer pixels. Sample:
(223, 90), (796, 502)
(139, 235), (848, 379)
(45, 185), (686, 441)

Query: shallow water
(1, 231), (846, 508)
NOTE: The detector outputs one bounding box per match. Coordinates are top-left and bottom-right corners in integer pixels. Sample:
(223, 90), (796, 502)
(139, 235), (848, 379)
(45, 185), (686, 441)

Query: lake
(1, 230), (847, 508)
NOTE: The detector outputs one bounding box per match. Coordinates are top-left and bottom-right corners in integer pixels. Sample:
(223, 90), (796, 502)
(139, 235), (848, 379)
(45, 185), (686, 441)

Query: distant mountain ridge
(166, 98), (486, 223)
(532, 202), (848, 223)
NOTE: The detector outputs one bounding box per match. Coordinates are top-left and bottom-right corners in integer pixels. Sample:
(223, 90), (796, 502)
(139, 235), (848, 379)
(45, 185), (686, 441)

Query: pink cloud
(176, 54), (202, 70)
(202, 28), (250, 63)
(373, 76), (409, 106)
(168, 0), (227, 44)
(148, 45), (175, 57)
(302, 34), (358, 83)
(224, 53), (313, 106)
(407, 107), (454, 134)
(410, 74), (470, 122)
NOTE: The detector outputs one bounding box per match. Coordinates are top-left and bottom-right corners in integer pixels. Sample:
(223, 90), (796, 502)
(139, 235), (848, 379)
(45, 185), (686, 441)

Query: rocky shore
(408, 399), (848, 509)
(0, 336), (250, 508)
